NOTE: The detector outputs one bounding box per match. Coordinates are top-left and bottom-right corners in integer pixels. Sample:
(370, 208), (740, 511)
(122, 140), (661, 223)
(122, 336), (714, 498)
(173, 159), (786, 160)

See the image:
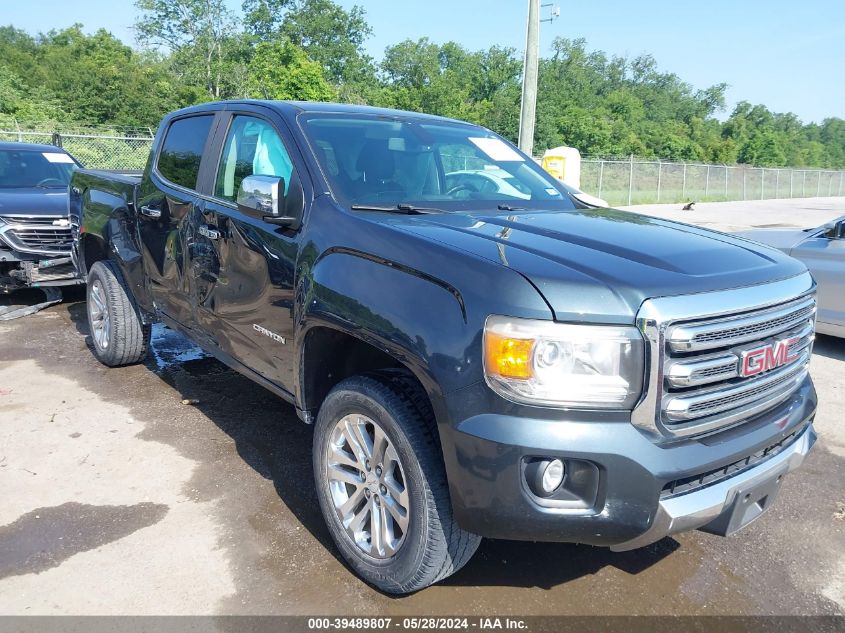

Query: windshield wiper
(350, 203), (441, 215)
(497, 204), (526, 211)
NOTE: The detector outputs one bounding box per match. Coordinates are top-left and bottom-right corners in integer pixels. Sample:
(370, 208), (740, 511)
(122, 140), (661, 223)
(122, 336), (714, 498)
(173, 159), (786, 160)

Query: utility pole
(518, 0), (540, 157)
(518, 2), (559, 157)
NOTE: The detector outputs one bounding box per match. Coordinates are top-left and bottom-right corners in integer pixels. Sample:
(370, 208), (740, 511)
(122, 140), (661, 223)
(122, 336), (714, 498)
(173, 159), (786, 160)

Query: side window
(215, 115), (295, 202)
(157, 115), (215, 190)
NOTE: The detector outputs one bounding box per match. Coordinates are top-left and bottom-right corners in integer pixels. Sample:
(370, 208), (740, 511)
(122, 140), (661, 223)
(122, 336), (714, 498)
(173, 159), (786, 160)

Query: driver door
(189, 111), (302, 393)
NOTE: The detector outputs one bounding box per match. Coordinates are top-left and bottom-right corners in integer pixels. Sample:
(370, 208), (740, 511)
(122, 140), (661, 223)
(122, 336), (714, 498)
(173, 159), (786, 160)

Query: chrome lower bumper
(610, 423), (817, 551)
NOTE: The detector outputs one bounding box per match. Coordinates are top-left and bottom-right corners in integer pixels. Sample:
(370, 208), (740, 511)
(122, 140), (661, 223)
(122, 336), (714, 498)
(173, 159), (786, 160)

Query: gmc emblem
(739, 336), (800, 377)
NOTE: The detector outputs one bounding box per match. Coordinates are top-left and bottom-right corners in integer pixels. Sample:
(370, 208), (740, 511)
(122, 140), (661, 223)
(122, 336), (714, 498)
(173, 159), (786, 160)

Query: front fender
(299, 245), (551, 428)
(302, 248), (470, 398)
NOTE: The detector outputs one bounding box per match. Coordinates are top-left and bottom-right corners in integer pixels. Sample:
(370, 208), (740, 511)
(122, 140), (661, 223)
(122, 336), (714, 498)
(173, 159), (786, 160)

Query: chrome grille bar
(666, 296), (816, 352)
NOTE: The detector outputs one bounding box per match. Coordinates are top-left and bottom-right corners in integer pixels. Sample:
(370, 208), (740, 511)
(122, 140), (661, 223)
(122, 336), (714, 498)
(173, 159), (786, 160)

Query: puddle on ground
(0, 502), (169, 579)
(149, 323), (208, 370)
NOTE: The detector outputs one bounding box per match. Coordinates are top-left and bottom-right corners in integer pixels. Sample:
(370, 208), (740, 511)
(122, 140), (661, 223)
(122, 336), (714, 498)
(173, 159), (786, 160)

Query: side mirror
(822, 220), (845, 240)
(237, 174), (303, 229)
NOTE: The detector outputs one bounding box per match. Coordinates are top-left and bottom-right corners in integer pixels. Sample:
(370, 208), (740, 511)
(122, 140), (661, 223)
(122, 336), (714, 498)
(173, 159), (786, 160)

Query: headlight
(483, 315), (644, 409)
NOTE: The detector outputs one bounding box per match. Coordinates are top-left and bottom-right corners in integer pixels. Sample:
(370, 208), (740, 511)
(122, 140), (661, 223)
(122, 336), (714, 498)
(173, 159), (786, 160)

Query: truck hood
(385, 207), (807, 323)
(733, 228), (810, 252)
(0, 188), (69, 218)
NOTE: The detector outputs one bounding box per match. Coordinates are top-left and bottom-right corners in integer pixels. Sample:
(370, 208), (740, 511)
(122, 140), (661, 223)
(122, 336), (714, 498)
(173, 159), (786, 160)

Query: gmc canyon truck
(71, 101), (818, 594)
(0, 142), (82, 292)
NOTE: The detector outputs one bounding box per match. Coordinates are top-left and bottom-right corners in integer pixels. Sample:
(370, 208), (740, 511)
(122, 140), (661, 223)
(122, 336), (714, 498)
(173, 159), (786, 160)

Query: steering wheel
(36, 178), (65, 187)
(446, 183), (479, 197)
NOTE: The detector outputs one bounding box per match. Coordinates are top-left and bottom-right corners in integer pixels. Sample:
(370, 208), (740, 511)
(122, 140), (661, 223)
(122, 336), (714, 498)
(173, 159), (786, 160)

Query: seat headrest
(356, 139), (396, 181)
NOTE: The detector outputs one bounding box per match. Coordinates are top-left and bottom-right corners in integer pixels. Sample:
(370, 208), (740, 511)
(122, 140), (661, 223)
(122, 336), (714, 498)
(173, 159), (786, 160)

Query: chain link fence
(2, 128), (844, 205)
(580, 157), (845, 207)
(0, 129), (154, 171)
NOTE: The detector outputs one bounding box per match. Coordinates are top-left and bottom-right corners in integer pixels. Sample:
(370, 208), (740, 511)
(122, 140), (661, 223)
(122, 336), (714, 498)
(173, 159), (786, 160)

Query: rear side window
(157, 115), (214, 190)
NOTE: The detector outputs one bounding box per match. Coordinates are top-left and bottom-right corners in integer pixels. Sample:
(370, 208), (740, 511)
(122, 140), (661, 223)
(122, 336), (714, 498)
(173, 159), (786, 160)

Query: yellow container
(541, 146), (581, 189)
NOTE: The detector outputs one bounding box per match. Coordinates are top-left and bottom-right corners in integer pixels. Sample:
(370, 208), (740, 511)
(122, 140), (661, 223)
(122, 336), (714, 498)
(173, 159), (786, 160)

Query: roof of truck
(0, 141), (70, 153)
(173, 100), (471, 126)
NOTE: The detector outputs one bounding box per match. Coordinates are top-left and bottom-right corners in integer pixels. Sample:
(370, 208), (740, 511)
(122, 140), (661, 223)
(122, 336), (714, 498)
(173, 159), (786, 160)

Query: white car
(445, 168), (609, 207)
(555, 179), (609, 208)
(738, 216), (845, 338)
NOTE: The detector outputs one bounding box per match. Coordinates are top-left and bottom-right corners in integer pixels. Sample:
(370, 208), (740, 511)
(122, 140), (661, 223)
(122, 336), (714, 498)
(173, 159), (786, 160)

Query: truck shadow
(64, 300), (676, 592)
(813, 334), (845, 361)
(444, 537), (678, 590)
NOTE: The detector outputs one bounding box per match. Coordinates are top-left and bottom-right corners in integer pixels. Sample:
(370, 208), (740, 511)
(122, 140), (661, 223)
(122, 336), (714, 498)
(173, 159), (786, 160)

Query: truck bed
(74, 168), (143, 186)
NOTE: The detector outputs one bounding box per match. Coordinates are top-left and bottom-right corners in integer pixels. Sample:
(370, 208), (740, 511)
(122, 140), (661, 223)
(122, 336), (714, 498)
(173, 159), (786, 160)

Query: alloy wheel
(88, 280), (110, 350)
(326, 414), (410, 559)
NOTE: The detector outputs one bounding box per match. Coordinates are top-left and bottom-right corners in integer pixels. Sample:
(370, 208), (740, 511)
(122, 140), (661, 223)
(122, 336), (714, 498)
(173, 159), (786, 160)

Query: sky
(3, 0), (844, 123)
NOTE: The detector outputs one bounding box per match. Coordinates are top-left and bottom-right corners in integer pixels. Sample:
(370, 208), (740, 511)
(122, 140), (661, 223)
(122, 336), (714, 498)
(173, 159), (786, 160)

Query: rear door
(137, 113), (218, 331)
(189, 109), (305, 393)
(791, 230), (845, 328)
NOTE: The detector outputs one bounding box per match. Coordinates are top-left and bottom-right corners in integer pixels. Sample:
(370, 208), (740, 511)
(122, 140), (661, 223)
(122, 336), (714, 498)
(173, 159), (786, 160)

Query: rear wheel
(86, 260), (150, 367)
(313, 371), (481, 594)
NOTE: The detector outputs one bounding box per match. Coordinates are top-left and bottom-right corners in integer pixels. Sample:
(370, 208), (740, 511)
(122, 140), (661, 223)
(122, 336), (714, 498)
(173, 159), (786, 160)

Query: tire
(313, 370), (481, 594)
(86, 260), (150, 367)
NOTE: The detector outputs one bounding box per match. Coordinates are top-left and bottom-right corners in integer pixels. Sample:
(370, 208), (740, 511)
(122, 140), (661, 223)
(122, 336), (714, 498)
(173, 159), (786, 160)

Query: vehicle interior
(302, 115), (572, 208)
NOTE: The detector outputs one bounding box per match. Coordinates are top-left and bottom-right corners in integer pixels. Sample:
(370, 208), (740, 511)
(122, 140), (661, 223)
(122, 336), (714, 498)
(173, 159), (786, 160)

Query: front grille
(667, 297), (816, 352)
(661, 428), (801, 497)
(10, 228), (72, 250)
(0, 216), (73, 255)
(659, 295), (815, 437)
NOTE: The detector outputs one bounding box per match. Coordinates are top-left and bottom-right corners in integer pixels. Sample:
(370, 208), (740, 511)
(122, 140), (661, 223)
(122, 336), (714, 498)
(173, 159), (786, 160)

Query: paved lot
(0, 197), (844, 615)
(620, 195), (844, 232)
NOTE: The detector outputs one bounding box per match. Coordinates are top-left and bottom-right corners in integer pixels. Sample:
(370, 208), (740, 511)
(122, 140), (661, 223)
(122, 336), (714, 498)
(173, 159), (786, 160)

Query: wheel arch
(296, 248), (474, 433)
(298, 324), (443, 428)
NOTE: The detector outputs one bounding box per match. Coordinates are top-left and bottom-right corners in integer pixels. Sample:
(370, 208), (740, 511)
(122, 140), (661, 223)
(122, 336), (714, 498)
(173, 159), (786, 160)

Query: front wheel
(86, 260), (150, 367)
(313, 372), (481, 594)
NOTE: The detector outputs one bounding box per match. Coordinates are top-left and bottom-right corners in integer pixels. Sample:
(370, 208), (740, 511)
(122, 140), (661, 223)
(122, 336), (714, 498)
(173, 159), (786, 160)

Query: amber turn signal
(484, 333), (534, 379)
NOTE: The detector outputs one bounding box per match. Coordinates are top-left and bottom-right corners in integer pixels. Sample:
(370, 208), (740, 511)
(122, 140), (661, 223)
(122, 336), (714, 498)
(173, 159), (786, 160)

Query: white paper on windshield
(468, 137), (524, 162)
(43, 152), (75, 164)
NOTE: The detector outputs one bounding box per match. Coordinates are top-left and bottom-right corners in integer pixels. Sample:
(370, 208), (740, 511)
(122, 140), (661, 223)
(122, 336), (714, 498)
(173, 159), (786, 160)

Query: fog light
(542, 459), (565, 492)
(525, 457), (566, 497)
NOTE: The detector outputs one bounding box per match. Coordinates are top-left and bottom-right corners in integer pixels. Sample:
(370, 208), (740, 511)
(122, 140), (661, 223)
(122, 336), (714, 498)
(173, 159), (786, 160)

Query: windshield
(0, 149), (78, 189)
(300, 113), (575, 210)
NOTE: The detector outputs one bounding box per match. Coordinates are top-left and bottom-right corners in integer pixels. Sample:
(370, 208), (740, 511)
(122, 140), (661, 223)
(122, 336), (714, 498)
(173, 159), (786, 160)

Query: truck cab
(71, 101), (818, 594)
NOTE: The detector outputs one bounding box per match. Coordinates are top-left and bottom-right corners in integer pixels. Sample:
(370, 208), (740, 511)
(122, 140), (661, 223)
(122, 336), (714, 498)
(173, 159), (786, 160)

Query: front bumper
(0, 250), (81, 291)
(440, 376), (817, 548)
(610, 422), (815, 550)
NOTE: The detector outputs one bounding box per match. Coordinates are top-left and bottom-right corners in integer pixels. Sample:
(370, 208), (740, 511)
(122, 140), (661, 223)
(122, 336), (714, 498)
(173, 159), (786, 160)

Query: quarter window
(157, 115), (214, 190)
(215, 116), (295, 202)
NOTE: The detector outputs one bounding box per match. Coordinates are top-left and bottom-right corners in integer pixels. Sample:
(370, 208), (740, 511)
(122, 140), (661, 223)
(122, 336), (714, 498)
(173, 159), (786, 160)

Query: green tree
(134, 0), (239, 98)
(0, 63), (69, 126)
(247, 40), (335, 101)
(242, 0), (374, 87)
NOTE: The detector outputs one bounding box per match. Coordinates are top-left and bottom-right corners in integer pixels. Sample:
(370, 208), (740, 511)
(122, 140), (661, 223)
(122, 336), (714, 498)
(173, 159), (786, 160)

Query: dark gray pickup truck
(70, 101), (818, 594)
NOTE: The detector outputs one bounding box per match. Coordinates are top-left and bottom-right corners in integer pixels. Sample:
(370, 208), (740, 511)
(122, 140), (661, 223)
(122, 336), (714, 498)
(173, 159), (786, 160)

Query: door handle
(198, 225), (220, 240)
(140, 205), (162, 218)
